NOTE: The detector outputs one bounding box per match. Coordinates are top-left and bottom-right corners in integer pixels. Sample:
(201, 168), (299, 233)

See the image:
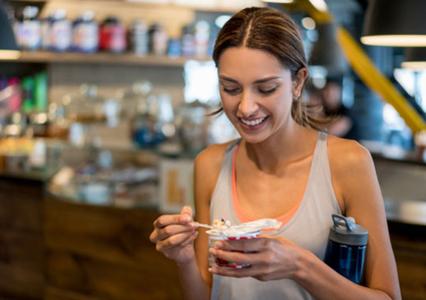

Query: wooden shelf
(10, 51), (211, 67)
(8, 0), (264, 14)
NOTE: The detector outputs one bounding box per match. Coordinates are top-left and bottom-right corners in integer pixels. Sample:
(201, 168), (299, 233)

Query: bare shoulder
(327, 135), (374, 175)
(195, 142), (232, 171)
(194, 141), (235, 177)
(194, 141), (236, 204)
(327, 135), (380, 211)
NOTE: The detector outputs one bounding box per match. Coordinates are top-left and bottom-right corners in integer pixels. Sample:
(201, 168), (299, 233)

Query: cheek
(220, 93), (238, 112)
(270, 91), (293, 113)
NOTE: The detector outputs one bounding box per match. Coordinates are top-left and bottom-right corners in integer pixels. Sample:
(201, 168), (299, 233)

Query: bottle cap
(329, 214), (368, 246)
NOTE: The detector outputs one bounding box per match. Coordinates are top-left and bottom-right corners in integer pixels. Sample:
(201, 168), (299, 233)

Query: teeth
(240, 117), (266, 126)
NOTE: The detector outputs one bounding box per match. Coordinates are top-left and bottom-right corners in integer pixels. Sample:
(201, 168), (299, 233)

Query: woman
(150, 7), (400, 300)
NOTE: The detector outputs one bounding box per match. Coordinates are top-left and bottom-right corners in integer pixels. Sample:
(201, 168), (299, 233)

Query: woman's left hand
(209, 235), (309, 281)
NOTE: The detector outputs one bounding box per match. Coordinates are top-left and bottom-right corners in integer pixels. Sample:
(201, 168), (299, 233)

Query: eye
(258, 86), (277, 95)
(222, 86), (241, 95)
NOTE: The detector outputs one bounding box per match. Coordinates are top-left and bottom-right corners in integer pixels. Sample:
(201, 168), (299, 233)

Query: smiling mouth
(238, 116), (269, 127)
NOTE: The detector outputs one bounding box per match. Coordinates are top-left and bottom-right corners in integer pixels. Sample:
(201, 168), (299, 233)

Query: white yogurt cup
(208, 230), (259, 269)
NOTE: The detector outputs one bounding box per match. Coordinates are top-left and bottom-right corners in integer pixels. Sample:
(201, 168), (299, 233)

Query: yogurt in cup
(207, 218), (281, 269)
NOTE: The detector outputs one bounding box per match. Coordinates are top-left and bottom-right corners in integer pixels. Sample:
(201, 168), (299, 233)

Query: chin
(238, 131), (270, 145)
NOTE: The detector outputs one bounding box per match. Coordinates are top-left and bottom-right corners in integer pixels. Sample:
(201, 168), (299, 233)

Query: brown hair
(212, 7), (326, 130)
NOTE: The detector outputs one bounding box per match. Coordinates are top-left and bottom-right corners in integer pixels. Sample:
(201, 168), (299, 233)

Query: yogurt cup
(207, 218), (281, 269)
(208, 230), (259, 269)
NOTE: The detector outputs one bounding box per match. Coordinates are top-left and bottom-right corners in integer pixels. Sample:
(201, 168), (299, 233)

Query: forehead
(218, 47), (289, 80)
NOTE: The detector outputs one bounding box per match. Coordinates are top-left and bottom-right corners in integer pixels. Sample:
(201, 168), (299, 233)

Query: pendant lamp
(361, 0), (426, 47)
(0, 3), (20, 60)
(402, 48), (426, 70)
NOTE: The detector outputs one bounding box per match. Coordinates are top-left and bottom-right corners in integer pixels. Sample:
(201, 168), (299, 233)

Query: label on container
(50, 20), (72, 51)
(20, 20), (41, 50)
(73, 23), (98, 52)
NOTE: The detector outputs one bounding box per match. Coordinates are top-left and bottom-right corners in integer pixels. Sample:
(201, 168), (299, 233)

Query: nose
(238, 91), (259, 117)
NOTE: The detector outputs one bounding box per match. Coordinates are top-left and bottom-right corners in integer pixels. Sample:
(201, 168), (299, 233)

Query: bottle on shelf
(99, 16), (127, 53)
(21, 76), (35, 113)
(49, 9), (72, 52)
(194, 20), (210, 58)
(33, 72), (48, 112)
(14, 6), (41, 51)
(130, 19), (149, 56)
(181, 24), (195, 57)
(167, 37), (181, 58)
(72, 11), (99, 53)
(149, 23), (168, 56)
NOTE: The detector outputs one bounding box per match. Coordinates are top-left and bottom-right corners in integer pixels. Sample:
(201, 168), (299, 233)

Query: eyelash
(222, 87), (277, 95)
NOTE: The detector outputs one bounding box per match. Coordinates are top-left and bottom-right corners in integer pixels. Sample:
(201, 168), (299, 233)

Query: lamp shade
(0, 2), (19, 59)
(309, 22), (347, 77)
(361, 0), (426, 47)
(402, 48), (426, 70)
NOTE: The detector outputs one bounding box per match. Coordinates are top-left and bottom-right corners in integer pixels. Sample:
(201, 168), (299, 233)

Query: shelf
(8, 51), (211, 67)
(8, 0), (264, 14)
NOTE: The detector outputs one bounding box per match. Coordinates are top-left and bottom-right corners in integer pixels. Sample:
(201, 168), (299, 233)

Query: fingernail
(181, 215), (191, 222)
(208, 267), (213, 272)
(215, 241), (223, 248)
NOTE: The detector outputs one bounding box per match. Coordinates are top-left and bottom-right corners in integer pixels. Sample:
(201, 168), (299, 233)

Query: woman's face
(218, 47), (305, 144)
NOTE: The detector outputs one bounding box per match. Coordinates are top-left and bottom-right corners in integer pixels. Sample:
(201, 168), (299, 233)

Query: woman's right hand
(149, 206), (198, 265)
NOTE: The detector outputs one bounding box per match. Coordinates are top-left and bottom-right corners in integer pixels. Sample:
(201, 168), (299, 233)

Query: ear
(292, 68), (308, 99)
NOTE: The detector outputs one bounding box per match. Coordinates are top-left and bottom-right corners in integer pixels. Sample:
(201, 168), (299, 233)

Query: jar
(167, 38), (181, 58)
(99, 16), (126, 53)
(16, 6), (41, 50)
(194, 20), (209, 57)
(181, 24), (194, 57)
(49, 9), (72, 52)
(130, 20), (148, 55)
(149, 23), (168, 56)
(72, 11), (98, 53)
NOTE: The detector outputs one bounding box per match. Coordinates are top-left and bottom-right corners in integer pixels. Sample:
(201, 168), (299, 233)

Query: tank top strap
(307, 131), (339, 210)
(209, 140), (240, 223)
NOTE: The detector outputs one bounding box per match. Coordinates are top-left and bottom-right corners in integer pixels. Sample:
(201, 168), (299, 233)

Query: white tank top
(210, 132), (341, 300)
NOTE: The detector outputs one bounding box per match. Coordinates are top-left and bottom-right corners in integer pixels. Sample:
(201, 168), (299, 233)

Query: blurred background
(0, 0), (425, 299)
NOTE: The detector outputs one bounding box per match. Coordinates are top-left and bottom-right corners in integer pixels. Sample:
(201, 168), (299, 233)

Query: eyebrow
(219, 75), (281, 84)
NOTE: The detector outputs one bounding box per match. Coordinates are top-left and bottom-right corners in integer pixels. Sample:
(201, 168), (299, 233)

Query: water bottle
(324, 214), (368, 284)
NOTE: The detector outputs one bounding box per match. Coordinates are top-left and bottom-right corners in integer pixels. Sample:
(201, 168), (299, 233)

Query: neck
(241, 122), (317, 174)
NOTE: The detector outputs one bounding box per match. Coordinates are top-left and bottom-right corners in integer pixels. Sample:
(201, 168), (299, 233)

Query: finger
(180, 205), (193, 218)
(156, 224), (195, 241)
(181, 231), (199, 247)
(149, 229), (159, 243)
(157, 231), (196, 250)
(154, 213), (191, 229)
(218, 237), (273, 252)
(209, 263), (263, 279)
(210, 247), (257, 266)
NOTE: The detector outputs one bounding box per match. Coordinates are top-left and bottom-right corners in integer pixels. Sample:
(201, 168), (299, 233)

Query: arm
(296, 140), (401, 299)
(173, 144), (228, 300)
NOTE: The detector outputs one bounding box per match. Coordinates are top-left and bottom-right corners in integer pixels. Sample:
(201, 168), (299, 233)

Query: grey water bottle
(324, 214), (368, 284)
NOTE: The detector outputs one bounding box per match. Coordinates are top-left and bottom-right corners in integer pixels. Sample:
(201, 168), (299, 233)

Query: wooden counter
(44, 195), (183, 300)
(388, 222), (426, 300)
(0, 170), (425, 299)
(0, 173), (183, 300)
(0, 176), (44, 300)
